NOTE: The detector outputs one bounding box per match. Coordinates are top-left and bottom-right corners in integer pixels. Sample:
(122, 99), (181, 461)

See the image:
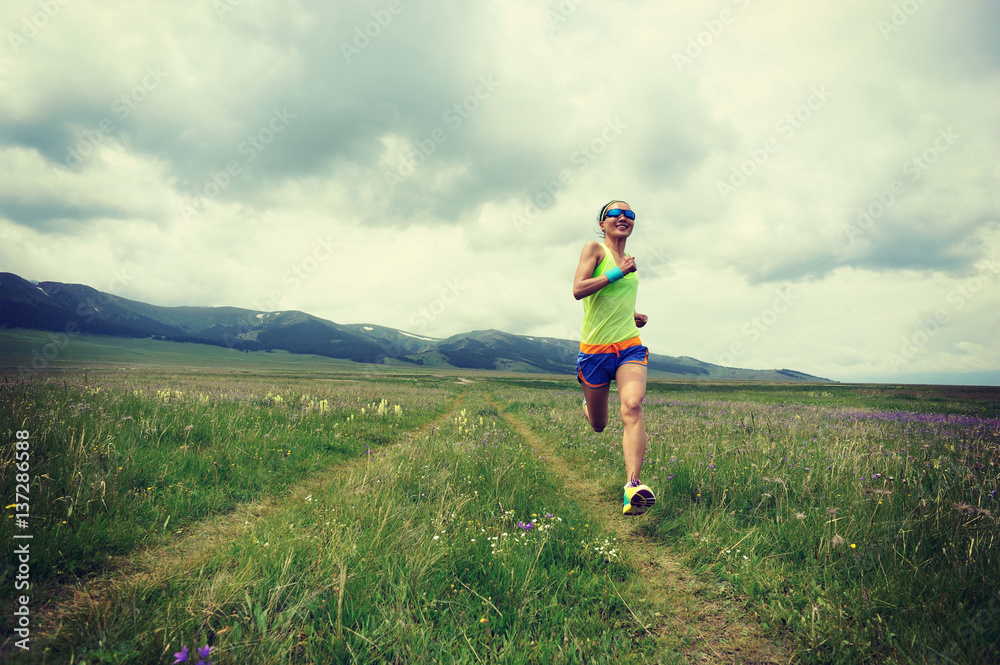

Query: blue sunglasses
(604, 208), (636, 220)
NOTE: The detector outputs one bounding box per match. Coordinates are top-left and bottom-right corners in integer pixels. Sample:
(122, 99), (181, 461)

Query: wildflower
(826, 507), (839, 516)
(795, 512), (806, 520)
(174, 646), (189, 663)
(831, 535), (845, 549)
(850, 543), (857, 549)
(197, 644), (214, 665)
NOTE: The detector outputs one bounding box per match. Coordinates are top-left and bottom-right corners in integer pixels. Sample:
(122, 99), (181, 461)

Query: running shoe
(623, 483), (656, 516)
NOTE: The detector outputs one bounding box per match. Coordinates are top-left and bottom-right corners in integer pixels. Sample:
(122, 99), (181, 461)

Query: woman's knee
(620, 396), (643, 421)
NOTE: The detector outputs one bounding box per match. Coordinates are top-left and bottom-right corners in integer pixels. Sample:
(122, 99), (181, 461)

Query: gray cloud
(1, 0), (997, 383)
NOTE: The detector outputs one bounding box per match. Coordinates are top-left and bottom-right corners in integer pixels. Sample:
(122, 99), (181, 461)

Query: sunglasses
(604, 208), (636, 220)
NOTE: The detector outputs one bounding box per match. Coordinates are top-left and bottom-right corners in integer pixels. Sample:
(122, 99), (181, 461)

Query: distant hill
(0, 272), (832, 381)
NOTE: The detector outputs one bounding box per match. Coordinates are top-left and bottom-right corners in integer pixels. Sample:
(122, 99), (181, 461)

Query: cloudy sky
(1, 0), (998, 385)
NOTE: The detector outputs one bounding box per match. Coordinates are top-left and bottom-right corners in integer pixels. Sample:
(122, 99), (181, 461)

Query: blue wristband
(606, 267), (624, 283)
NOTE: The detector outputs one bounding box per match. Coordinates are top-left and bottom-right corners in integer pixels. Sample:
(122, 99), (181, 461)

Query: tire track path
(21, 391), (469, 652)
(493, 395), (796, 664)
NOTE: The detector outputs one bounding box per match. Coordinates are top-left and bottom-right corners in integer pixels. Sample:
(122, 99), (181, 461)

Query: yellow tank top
(580, 244), (639, 346)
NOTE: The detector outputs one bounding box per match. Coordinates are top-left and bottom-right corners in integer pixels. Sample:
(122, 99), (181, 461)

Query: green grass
(502, 382), (1000, 664)
(3, 380), (648, 664)
(2, 358), (998, 663)
(0, 371), (457, 583)
(0, 328), (392, 373)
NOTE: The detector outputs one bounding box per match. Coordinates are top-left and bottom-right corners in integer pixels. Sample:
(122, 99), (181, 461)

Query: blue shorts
(576, 337), (648, 389)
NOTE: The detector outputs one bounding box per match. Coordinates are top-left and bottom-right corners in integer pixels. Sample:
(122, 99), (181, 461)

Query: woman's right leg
(582, 382), (611, 432)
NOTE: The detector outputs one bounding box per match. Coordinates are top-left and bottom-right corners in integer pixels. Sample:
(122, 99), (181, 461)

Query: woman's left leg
(615, 362), (648, 484)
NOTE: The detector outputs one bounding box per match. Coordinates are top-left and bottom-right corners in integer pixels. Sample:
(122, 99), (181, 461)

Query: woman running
(572, 200), (655, 516)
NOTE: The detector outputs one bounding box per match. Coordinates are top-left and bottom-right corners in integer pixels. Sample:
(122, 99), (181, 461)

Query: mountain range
(0, 272), (830, 381)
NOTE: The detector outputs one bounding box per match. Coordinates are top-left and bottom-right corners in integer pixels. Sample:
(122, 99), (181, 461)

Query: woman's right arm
(572, 242), (609, 300)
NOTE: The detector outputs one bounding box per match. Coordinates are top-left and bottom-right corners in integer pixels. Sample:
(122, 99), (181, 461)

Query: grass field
(1, 333), (998, 663)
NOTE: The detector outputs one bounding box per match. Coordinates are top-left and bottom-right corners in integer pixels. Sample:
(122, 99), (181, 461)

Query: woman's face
(600, 201), (634, 239)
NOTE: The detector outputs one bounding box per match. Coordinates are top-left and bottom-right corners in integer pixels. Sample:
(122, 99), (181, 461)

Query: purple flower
(196, 644), (214, 665)
(173, 646), (189, 663)
(516, 521), (533, 530)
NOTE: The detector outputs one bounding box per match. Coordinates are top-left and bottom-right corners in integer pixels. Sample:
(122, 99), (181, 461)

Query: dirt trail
(495, 400), (796, 664)
(24, 391), (470, 650)
(24, 385), (794, 663)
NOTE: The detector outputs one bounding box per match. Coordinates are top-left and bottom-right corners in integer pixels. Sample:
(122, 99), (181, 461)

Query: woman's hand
(634, 312), (648, 328)
(621, 255), (637, 275)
